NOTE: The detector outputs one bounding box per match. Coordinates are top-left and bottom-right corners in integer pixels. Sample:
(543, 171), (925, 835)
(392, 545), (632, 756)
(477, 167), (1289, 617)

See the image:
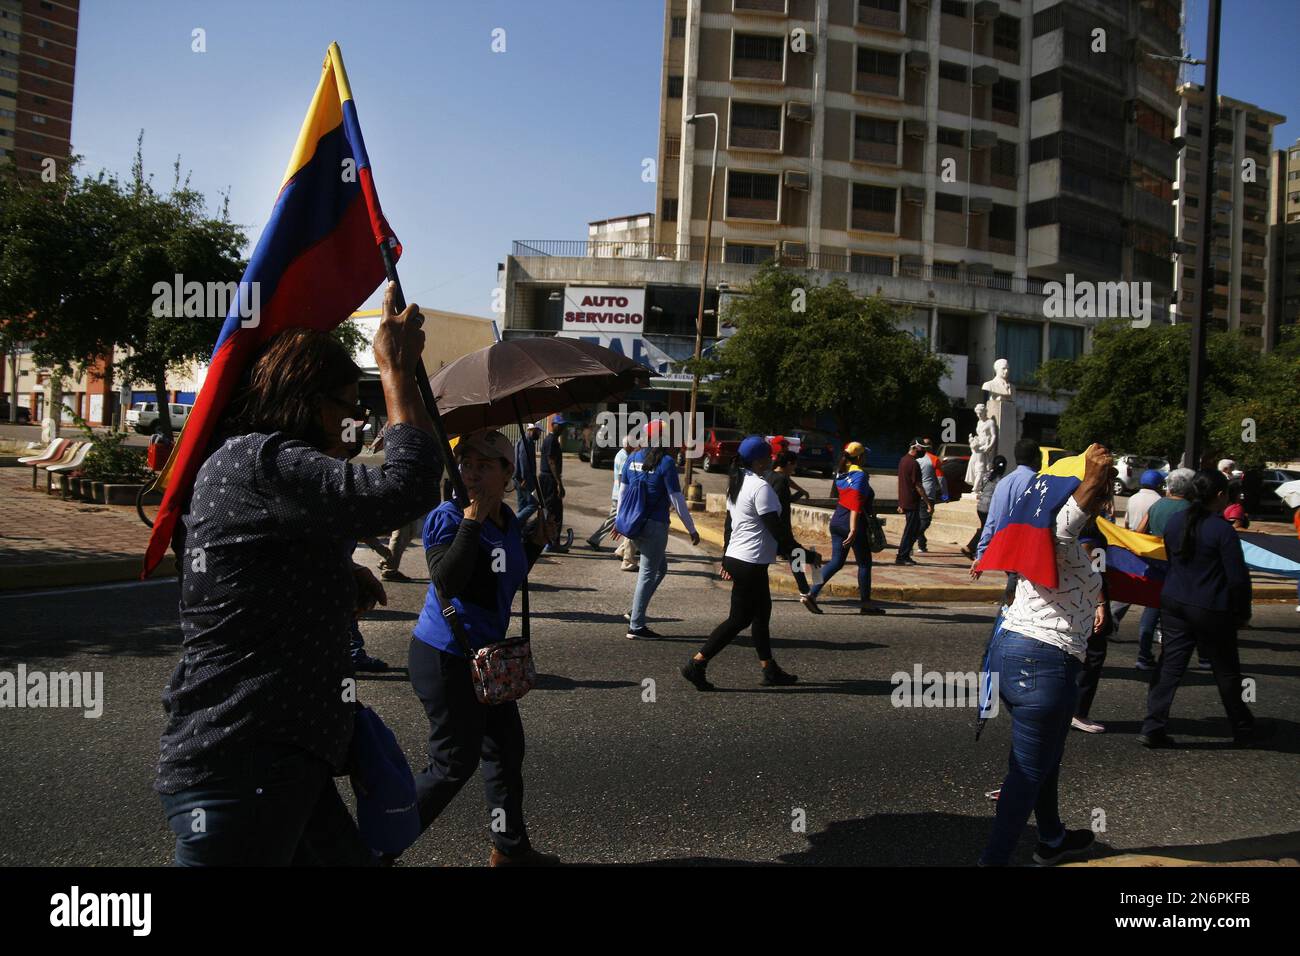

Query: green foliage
(1036, 319), (1299, 467)
(62, 406), (150, 484)
(699, 263), (950, 444)
(331, 318), (371, 358)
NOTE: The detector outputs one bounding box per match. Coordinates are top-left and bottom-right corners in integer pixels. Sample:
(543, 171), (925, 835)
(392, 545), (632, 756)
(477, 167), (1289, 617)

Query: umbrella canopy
(1274, 479), (1300, 510)
(428, 336), (652, 434)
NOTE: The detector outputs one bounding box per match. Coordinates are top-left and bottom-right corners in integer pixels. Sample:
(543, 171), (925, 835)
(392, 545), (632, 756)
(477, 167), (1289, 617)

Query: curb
(669, 514), (1300, 604)
(0, 555), (176, 591)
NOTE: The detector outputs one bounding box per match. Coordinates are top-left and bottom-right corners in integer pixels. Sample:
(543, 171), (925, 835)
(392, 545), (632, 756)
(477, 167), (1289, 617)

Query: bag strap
(431, 580), (476, 658)
(520, 576), (530, 643)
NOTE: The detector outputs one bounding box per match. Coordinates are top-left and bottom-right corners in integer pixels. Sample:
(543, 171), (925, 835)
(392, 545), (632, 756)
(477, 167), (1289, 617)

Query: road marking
(0, 578), (174, 600)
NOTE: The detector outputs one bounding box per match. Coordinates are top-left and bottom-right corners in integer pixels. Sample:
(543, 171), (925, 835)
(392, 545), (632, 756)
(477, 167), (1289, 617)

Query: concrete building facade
(0, 0), (78, 174)
(1269, 138), (1300, 347)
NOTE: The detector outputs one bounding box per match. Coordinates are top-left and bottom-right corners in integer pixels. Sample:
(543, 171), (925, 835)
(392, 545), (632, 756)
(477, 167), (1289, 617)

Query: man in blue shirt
(971, 438), (1040, 602)
(514, 421), (541, 528)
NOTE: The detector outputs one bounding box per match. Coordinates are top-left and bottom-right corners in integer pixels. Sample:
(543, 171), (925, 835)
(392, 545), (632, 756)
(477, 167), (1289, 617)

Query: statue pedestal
(991, 397), (1018, 462)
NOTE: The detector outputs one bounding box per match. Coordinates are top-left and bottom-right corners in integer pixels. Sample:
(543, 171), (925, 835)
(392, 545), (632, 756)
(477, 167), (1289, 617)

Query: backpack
(615, 469), (651, 539)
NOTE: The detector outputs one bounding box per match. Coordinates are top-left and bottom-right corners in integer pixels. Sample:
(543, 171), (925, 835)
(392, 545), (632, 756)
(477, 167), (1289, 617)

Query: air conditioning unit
(781, 241), (808, 263)
(786, 101), (812, 122)
(784, 170), (810, 190)
(902, 185), (926, 205)
(970, 128), (998, 150)
(904, 119), (927, 139)
(972, 65), (1000, 87)
(906, 50), (930, 72)
(973, 1), (1000, 23)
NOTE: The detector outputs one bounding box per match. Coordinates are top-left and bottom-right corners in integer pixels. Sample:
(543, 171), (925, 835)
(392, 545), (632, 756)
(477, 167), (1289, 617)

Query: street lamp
(683, 111), (719, 504)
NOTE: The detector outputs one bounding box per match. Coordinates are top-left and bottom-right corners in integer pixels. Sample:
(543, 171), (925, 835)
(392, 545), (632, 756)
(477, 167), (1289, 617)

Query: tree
(1036, 319), (1296, 468)
(696, 263), (950, 445)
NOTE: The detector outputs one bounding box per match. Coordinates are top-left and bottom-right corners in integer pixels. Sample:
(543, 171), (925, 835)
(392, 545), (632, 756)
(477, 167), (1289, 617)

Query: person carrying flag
(802, 442), (883, 615)
(978, 443), (1113, 866)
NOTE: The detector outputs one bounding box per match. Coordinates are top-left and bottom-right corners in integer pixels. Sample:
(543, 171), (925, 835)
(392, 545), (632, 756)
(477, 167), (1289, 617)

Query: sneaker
(586, 538), (605, 551)
(859, 604), (885, 616)
(626, 626), (662, 640)
(543, 544), (569, 554)
(623, 611), (632, 622)
(960, 546), (975, 559)
(1137, 730), (1177, 749)
(621, 562), (638, 572)
(1032, 829), (1096, 866)
(800, 594), (823, 615)
(984, 788), (1001, 801)
(917, 544), (928, 553)
(895, 557), (919, 566)
(351, 652), (389, 672)
(1134, 658), (1157, 671)
(1195, 659), (1213, 670)
(760, 662), (798, 686)
(680, 659), (715, 691)
(1071, 716), (1105, 734)
(489, 847), (561, 867)
(380, 569), (411, 582)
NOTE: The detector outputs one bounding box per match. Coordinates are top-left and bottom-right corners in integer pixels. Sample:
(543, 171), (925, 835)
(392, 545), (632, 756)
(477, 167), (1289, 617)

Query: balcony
(1132, 188), (1174, 232)
(850, 208), (897, 233)
(726, 196), (779, 221)
(730, 123), (782, 151)
(1132, 131), (1177, 181)
(856, 1), (902, 32)
(1138, 7), (1180, 54)
(735, 0), (787, 11)
(856, 69), (900, 97)
(734, 55), (784, 82)
(853, 137), (899, 164)
(934, 210), (966, 246)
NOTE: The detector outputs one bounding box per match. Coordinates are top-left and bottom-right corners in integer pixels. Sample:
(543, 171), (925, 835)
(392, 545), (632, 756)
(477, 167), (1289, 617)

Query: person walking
(916, 438), (948, 553)
(681, 437), (798, 690)
(620, 419), (700, 639)
(409, 429), (561, 866)
(803, 442), (883, 615)
(1145, 468), (1211, 669)
(155, 286), (440, 866)
(1138, 470), (1268, 749)
(767, 450), (817, 596)
(979, 444), (1113, 866)
(588, 432), (637, 551)
(962, 455), (1006, 559)
(970, 439), (1041, 604)
(1109, 469), (1165, 669)
(514, 421), (542, 529)
(538, 415), (567, 552)
(895, 440), (931, 565)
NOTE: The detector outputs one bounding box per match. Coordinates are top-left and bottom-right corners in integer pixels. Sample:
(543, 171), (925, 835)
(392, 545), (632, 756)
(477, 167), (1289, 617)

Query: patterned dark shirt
(155, 424), (441, 793)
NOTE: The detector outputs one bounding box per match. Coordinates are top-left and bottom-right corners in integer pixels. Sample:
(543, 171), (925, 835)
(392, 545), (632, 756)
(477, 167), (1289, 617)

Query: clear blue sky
(70, 0), (1298, 318)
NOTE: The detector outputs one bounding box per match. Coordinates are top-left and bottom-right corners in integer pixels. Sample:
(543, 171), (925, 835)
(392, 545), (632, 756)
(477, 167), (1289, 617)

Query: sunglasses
(321, 393), (371, 424)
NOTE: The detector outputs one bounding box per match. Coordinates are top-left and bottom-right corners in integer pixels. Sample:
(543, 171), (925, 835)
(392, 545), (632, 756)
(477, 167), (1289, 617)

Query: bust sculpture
(982, 358), (1014, 401)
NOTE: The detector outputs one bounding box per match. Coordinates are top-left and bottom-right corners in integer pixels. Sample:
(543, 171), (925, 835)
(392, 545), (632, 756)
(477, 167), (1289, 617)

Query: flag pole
(377, 236), (469, 506)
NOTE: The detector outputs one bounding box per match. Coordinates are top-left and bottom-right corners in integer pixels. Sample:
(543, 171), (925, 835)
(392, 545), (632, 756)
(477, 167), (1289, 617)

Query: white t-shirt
(725, 471), (782, 565)
(1125, 488), (1161, 531)
(612, 448), (630, 502)
(1000, 497), (1102, 661)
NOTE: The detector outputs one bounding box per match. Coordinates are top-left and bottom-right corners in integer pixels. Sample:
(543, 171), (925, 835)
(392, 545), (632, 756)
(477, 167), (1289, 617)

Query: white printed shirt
(1000, 496), (1101, 661)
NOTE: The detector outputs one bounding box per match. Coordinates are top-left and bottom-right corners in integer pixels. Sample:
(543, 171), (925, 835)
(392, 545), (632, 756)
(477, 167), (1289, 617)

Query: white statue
(982, 358), (1014, 401)
(965, 403), (998, 493)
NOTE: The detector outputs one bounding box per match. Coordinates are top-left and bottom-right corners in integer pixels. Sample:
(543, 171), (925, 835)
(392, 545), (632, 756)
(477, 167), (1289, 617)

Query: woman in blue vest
(801, 441), (884, 615)
(408, 429), (560, 866)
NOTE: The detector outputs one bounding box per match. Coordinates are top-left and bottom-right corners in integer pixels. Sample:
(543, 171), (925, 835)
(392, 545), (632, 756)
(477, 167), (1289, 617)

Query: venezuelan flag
(144, 42), (399, 576)
(974, 471), (1081, 588)
(1096, 520), (1167, 607)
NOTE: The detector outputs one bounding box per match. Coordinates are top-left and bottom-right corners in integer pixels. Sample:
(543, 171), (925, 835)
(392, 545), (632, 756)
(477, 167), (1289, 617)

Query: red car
(699, 427), (745, 472)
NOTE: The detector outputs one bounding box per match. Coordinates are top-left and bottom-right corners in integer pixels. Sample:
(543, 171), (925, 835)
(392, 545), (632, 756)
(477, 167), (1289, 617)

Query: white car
(1113, 454), (1169, 496)
(127, 401), (193, 435)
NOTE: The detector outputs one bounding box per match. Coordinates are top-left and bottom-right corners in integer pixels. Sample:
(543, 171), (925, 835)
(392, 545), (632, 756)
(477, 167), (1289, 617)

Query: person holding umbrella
(620, 418), (700, 640)
(681, 436), (798, 690)
(409, 429), (560, 866)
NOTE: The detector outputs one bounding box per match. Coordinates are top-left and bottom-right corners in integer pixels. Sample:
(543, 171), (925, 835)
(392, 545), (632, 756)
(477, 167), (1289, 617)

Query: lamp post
(683, 111), (719, 504)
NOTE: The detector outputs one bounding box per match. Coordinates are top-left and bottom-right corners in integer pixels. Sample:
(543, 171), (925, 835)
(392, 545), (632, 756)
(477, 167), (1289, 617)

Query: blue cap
(351, 705), (421, 858)
(1140, 469), (1165, 489)
(551, 414), (567, 426)
(738, 435), (772, 465)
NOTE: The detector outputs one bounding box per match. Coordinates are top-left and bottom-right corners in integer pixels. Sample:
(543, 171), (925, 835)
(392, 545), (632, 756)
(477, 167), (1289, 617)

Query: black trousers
(966, 510), (988, 553)
(538, 473), (563, 545)
(896, 508), (922, 560)
(407, 638), (530, 855)
(701, 556), (773, 662)
(1076, 628), (1108, 719)
(1141, 596), (1254, 737)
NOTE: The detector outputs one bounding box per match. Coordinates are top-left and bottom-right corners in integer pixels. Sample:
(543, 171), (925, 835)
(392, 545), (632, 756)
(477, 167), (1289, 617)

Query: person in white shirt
(681, 436), (797, 691)
(980, 444), (1113, 867)
(587, 433), (637, 556)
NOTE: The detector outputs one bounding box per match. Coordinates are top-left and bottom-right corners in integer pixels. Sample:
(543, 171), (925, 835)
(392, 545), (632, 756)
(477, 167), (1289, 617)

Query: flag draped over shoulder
(1095, 520), (1167, 607)
(143, 42), (399, 576)
(974, 453), (1086, 589)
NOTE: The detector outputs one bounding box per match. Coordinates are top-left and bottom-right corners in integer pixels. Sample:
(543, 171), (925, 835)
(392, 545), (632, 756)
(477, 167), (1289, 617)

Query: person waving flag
(144, 42), (401, 576)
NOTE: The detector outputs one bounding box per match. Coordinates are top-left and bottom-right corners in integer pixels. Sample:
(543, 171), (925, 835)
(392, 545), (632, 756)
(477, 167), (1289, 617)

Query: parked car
(579, 417), (618, 468)
(1112, 454), (1170, 496)
(939, 443), (973, 499)
(1257, 467), (1300, 515)
(782, 429), (838, 477)
(0, 400), (32, 424)
(700, 427), (745, 472)
(126, 401), (193, 435)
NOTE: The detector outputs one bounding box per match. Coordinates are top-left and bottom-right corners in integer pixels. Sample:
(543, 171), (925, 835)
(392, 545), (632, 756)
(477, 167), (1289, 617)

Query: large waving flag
(144, 42), (399, 576)
(975, 453), (1086, 589)
(1095, 520), (1167, 606)
(1237, 532), (1300, 582)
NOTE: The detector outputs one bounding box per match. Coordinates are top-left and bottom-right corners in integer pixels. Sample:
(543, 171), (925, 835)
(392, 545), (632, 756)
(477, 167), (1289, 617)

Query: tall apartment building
(0, 0), (78, 173)
(1171, 84), (1284, 344)
(1268, 139), (1300, 346)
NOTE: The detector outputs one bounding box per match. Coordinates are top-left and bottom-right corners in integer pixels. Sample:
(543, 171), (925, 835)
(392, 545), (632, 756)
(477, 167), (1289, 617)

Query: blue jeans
(1111, 602), (1160, 664)
(980, 626), (1083, 866)
(515, 485), (539, 526)
(808, 525), (872, 603)
(629, 518), (670, 630)
(158, 741), (377, 866)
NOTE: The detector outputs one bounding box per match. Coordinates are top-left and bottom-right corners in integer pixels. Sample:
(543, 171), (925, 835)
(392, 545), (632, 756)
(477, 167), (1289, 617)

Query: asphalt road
(2, 461), (1297, 866)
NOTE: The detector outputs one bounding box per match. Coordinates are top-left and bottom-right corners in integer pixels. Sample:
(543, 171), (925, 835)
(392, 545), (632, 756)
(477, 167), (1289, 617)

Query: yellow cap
(844, 441), (866, 458)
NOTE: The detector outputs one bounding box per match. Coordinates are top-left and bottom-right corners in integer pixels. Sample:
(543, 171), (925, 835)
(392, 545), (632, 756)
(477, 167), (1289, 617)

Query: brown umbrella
(428, 336), (652, 435)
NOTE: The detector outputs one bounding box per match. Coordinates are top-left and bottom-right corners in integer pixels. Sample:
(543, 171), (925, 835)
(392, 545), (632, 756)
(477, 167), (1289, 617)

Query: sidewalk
(670, 507), (1300, 604)
(0, 467), (174, 589)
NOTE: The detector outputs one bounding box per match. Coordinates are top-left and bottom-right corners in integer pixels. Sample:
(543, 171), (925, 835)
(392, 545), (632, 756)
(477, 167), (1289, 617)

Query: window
(992, 140), (1017, 178)
(667, 75), (682, 98)
(989, 203), (1016, 240)
(850, 183), (897, 231)
(1049, 325), (1083, 361)
(671, 16), (686, 38)
(724, 242), (776, 265)
(938, 61), (967, 83)
(941, 0), (969, 16)
(996, 321), (1042, 384)
(993, 16), (1020, 52)
(856, 47), (900, 77)
(733, 33), (786, 82)
(860, 0), (901, 10)
(31, 114), (45, 124)
(850, 253), (894, 276)
(937, 127), (964, 147)
(992, 78), (1019, 116)
(730, 101), (782, 150)
(855, 116), (897, 144)
(935, 192), (963, 213)
(0, 88), (13, 98)
(726, 170), (780, 220)
(662, 198), (678, 222)
(1032, 5), (1063, 36)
